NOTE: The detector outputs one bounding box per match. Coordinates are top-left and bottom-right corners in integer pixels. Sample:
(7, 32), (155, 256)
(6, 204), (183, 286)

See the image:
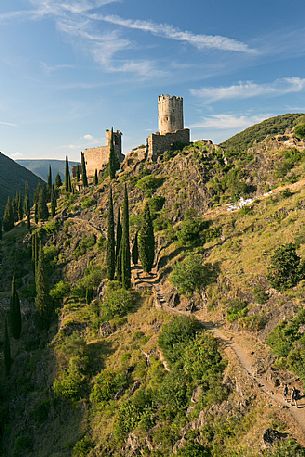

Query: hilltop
(1, 114), (305, 456)
(17, 159), (80, 181)
(0, 152), (42, 213)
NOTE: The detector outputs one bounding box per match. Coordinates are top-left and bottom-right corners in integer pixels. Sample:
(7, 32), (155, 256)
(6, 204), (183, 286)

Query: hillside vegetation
(0, 152), (42, 212)
(1, 115), (305, 456)
(17, 159), (80, 181)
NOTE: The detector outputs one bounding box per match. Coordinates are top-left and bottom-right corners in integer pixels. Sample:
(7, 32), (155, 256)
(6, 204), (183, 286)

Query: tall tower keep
(158, 95), (184, 135)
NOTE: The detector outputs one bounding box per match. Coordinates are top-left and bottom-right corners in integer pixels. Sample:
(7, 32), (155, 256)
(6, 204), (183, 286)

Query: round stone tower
(158, 95), (184, 135)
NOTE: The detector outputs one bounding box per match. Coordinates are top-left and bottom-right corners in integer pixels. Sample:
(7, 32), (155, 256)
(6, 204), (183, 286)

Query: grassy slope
(0, 152), (42, 212)
(1, 115), (305, 456)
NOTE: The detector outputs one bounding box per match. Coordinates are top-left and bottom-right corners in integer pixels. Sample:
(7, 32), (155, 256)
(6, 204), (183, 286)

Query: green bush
(136, 175), (163, 197)
(268, 243), (304, 291)
(101, 281), (136, 319)
(275, 149), (303, 178)
(264, 439), (305, 456)
(267, 309), (305, 357)
(72, 436), (94, 457)
(171, 254), (216, 296)
(175, 443), (212, 457)
(149, 195), (166, 215)
(294, 123), (305, 140)
(53, 355), (88, 400)
(115, 389), (154, 436)
(74, 235), (96, 258)
(90, 369), (130, 405)
(80, 196), (96, 209)
(226, 299), (248, 322)
(50, 280), (70, 300)
(158, 316), (201, 365)
(252, 285), (269, 304)
(176, 217), (207, 246)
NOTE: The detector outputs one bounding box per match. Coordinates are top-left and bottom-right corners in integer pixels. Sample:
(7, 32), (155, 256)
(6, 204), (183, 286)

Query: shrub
(176, 217), (206, 246)
(74, 235), (96, 258)
(149, 195), (166, 214)
(53, 355), (87, 400)
(264, 439), (305, 456)
(268, 243), (304, 291)
(80, 196), (95, 209)
(252, 285), (269, 304)
(115, 389), (154, 436)
(294, 123), (305, 140)
(175, 443), (212, 457)
(171, 254), (216, 296)
(158, 316), (201, 365)
(90, 369), (130, 405)
(101, 281), (136, 319)
(267, 309), (305, 357)
(136, 175), (163, 197)
(72, 436), (94, 457)
(226, 299), (248, 322)
(50, 280), (70, 300)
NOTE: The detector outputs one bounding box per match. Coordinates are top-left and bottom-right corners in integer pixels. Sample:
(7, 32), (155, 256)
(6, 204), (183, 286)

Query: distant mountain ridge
(0, 152), (42, 212)
(17, 159), (80, 181)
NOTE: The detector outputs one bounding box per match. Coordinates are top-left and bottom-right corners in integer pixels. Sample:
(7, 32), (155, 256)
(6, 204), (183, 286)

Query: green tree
(138, 203), (155, 273)
(171, 254), (213, 296)
(106, 187), (115, 280)
(65, 157), (72, 192)
(81, 152), (88, 188)
(94, 169), (98, 186)
(4, 318), (12, 376)
(38, 185), (49, 221)
(24, 183), (31, 231)
(121, 185), (131, 289)
(132, 231), (139, 266)
(76, 165), (81, 182)
(9, 276), (22, 339)
(47, 165), (53, 200)
(55, 173), (63, 189)
(116, 207), (122, 280)
(3, 197), (15, 232)
(16, 192), (23, 221)
(268, 243), (304, 291)
(108, 128), (119, 179)
(51, 185), (57, 217)
(34, 202), (39, 224)
(35, 243), (50, 325)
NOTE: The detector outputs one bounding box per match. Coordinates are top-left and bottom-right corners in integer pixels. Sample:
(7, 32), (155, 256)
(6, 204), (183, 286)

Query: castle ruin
(147, 95), (190, 161)
(83, 129), (123, 178)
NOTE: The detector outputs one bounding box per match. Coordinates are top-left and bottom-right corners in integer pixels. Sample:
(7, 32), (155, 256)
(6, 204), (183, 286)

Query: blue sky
(1, 0), (305, 161)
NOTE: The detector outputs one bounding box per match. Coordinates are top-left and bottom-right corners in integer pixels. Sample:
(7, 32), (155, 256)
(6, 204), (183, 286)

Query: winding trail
(132, 266), (305, 443)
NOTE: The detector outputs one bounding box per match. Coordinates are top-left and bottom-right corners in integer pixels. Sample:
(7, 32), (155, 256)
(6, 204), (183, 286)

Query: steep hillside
(17, 159), (80, 181)
(0, 152), (42, 212)
(1, 115), (305, 457)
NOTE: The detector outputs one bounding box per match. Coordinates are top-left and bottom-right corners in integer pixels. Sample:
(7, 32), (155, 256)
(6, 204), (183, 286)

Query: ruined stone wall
(83, 130), (124, 178)
(158, 95), (184, 135)
(147, 128), (190, 161)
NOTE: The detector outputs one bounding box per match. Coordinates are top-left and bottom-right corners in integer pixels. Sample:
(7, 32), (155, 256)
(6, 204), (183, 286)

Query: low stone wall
(147, 128), (190, 161)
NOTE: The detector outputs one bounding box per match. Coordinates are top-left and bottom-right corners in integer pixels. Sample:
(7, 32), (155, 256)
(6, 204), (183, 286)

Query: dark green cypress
(109, 128), (119, 179)
(76, 165), (81, 182)
(47, 165), (53, 201)
(115, 207), (122, 280)
(38, 185), (49, 221)
(138, 203), (155, 273)
(35, 243), (49, 324)
(106, 187), (115, 280)
(17, 192), (23, 221)
(3, 198), (14, 232)
(132, 231), (139, 266)
(0, 216), (2, 241)
(34, 202), (39, 224)
(51, 185), (57, 217)
(94, 169), (98, 186)
(81, 152), (88, 188)
(9, 276), (21, 339)
(24, 183), (31, 231)
(121, 185), (131, 289)
(55, 173), (62, 189)
(65, 157), (72, 192)
(4, 318), (12, 376)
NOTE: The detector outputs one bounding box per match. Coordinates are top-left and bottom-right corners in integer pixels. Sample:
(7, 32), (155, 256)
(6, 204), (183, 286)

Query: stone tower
(158, 95), (184, 135)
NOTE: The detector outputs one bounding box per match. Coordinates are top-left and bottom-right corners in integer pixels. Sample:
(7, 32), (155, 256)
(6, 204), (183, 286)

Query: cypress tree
(138, 203), (155, 273)
(94, 169), (98, 186)
(115, 207), (122, 280)
(24, 183), (31, 231)
(106, 187), (115, 280)
(38, 185), (49, 221)
(0, 216), (2, 241)
(109, 128), (119, 179)
(55, 173), (62, 189)
(81, 152), (88, 188)
(34, 202), (39, 224)
(9, 276), (21, 339)
(47, 165), (53, 201)
(3, 198), (14, 232)
(65, 157), (72, 192)
(17, 192), (23, 221)
(51, 185), (57, 217)
(13, 193), (19, 222)
(35, 243), (49, 325)
(4, 318), (12, 376)
(132, 231), (139, 266)
(76, 165), (81, 182)
(121, 185), (131, 289)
